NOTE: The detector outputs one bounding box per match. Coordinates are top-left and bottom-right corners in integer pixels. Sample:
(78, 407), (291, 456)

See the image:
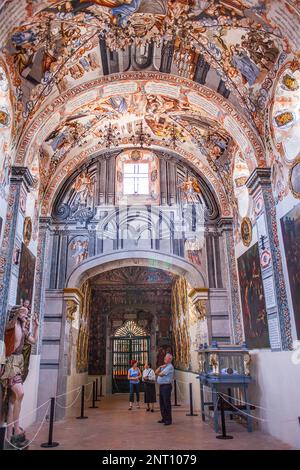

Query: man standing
(155, 353), (174, 426)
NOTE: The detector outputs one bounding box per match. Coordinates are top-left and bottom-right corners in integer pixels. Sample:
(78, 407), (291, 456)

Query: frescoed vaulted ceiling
(0, 0), (300, 215)
(90, 266), (175, 287)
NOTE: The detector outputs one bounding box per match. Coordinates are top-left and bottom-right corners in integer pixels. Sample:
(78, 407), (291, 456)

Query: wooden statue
(0, 305), (39, 449)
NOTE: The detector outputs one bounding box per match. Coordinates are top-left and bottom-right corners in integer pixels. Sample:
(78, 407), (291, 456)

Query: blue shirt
(157, 363), (174, 385)
(128, 367), (140, 384)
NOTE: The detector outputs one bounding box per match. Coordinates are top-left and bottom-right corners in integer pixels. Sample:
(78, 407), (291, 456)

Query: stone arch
(45, 146), (229, 218)
(67, 250), (207, 290)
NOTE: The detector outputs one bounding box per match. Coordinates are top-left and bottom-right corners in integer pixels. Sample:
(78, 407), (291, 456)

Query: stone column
(33, 217), (51, 354)
(188, 287), (210, 344)
(0, 166), (34, 339)
(246, 168), (292, 351)
(218, 217), (243, 344)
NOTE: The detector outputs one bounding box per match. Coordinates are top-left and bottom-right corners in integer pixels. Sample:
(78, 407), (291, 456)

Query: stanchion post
(89, 381), (98, 409)
(216, 394), (233, 440)
(173, 379), (181, 407)
(0, 425), (6, 451)
(186, 383), (198, 417)
(76, 385), (88, 419)
(100, 376), (104, 397)
(41, 397), (59, 448)
(95, 378), (100, 402)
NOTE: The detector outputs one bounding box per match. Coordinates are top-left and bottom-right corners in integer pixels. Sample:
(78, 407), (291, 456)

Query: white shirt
(142, 368), (156, 382)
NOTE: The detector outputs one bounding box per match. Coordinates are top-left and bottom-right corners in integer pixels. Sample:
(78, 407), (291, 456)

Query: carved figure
(0, 306), (39, 448)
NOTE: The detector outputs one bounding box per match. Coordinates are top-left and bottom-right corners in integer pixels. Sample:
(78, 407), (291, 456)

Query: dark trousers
(159, 384), (172, 424)
(129, 382), (140, 403)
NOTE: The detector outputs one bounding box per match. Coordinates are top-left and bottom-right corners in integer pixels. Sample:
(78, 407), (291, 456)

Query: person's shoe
(157, 420), (164, 423)
(164, 422), (172, 426)
(128, 406), (132, 410)
(151, 409), (154, 413)
(146, 408), (150, 412)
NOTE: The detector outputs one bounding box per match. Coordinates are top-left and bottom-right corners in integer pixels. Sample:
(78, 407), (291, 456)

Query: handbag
(144, 369), (155, 383)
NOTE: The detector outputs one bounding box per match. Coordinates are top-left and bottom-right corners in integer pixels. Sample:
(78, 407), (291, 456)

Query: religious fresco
(1, 0), (299, 145)
(0, 64), (13, 203)
(238, 243), (270, 349)
(171, 277), (191, 369)
(16, 243), (36, 311)
(271, 66), (300, 165)
(32, 75), (259, 219)
(76, 281), (91, 373)
(280, 204), (300, 339)
(232, 150), (250, 242)
(67, 235), (89, 272)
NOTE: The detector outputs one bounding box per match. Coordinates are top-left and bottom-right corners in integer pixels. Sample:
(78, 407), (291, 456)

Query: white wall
(20, 354), (40, 428)
(250, 349), (300, 449)
(174, 370), (201, 411)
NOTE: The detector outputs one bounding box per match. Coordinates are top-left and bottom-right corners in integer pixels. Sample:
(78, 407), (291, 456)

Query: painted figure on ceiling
(73, 0), (142, 26)
(232, 52), (260, 86)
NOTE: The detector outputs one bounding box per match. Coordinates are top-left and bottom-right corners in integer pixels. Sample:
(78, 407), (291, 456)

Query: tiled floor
(28, 394), (290, 450)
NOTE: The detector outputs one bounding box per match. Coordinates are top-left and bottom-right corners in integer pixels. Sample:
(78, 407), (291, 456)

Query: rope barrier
(219, 394), (267, 422)
(55, 385), (81, 399)
(6, 398), (51, 428)
(5, 401), (50, 451)
(84, 382), (94, 402)
(56, 388), (82, 409)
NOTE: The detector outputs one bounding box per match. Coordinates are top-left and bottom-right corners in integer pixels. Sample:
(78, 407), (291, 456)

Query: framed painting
(238, 243), (270, 349)
(16, 243), (36, 310)
(281, 204), (300, 338)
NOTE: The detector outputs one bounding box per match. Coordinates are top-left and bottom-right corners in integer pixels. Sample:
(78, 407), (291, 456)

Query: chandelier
(128, 121), (153, 148)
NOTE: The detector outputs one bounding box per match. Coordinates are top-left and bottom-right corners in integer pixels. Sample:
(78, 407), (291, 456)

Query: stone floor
(28, 394), (290, 450)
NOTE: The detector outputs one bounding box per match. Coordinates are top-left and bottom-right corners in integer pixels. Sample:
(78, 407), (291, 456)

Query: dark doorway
(112, 323), (150, 393)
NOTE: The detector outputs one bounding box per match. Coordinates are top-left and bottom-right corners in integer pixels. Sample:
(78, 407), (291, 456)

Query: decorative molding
(63, 288), (84, 303)
(10, 166), (34, 192)
(246, 167), (272, 194)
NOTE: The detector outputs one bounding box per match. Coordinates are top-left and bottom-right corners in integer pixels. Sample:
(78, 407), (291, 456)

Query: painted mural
(76, 281), (91, 373)
(280, 204), (300, 339)
(2, 0), (298, 133)
(171, 277), (191, 369)
(0, 64), (13, 205)
(238, 242), (270, 349)
(16, 243), (36, 311)
(271, 67), (300, 164)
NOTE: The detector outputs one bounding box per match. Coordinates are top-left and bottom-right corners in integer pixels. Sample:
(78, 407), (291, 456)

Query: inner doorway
(112, 321), (150, 393)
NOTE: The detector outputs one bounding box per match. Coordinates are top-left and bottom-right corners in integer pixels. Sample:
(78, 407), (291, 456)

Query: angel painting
(72, 172), (94, 207)
(70, 238), (89, 265)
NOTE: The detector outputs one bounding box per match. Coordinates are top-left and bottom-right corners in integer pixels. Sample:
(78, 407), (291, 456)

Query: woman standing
(128, 359), (142, 410)
(142, 362), (156, 412)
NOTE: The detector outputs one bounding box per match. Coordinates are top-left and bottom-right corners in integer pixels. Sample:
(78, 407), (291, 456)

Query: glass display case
(197, 341), (251, 378)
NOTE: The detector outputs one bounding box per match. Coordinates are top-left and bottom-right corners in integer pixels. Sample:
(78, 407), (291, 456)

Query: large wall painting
(16, 242), (36, 311)
(281, 204), (300, 339)
(171, 277), (191, 369)
(238, 243), (270, 349)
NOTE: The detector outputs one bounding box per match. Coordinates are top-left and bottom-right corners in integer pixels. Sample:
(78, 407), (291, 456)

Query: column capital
(217, 217), (233, 232)
(39, 216), (52, 228)
(10, 166), (34, 191)
(246, 167), (271, 193)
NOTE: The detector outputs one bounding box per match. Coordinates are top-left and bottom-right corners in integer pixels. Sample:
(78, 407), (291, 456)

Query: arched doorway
(112, 321), (150, 393)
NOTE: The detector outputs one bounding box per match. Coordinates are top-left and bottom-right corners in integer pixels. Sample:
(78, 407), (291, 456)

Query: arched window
(123, 162), (149, 195)
(115, 320), (148, 337)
